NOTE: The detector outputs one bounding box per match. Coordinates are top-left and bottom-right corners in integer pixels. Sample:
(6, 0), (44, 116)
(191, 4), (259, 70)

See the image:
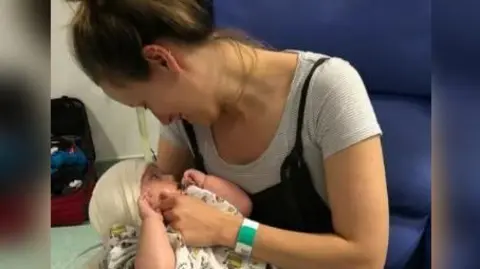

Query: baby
(87, 159), (266, 269)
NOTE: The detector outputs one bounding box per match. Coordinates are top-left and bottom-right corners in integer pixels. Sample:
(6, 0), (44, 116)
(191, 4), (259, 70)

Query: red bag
(51, 164), (97, 226)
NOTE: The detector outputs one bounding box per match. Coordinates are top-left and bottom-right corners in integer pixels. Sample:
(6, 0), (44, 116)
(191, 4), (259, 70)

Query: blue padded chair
(214, 1), (431, 268)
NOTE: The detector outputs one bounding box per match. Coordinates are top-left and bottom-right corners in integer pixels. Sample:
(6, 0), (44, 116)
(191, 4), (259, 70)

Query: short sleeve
(313, 58), (382, 158)
(159, 121), (188, 148)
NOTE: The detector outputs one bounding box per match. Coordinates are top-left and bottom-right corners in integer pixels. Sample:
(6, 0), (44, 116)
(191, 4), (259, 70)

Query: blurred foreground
(0, 1), (49, 268)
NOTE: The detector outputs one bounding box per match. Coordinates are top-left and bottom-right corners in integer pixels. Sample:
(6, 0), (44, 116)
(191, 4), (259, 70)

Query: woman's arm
(156, 137), (192, 180)
(219, 137), (389, 269)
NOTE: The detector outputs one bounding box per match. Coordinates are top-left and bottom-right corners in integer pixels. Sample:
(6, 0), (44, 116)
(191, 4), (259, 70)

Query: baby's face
(140, 163), (181, 207)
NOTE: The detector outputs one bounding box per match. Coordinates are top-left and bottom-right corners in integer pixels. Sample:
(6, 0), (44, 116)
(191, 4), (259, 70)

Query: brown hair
(67, 0), (216, 84)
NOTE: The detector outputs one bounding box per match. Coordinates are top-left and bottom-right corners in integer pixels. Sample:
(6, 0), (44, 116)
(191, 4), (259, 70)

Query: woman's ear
(142, 44), (181, 72)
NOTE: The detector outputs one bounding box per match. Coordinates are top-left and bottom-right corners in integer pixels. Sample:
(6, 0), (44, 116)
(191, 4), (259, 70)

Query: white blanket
(103, 186), (267, 269)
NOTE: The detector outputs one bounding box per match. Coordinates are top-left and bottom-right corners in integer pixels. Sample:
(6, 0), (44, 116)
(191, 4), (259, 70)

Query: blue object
(51, 146), (88, 174)
(214, 1), (431, 268)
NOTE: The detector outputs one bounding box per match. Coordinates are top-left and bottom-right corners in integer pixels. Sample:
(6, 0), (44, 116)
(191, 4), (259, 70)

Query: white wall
(51, 1), (160, 161)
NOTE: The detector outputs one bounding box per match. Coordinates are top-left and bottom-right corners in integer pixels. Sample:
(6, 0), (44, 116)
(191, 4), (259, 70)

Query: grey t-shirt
(160, 51), (382, 203)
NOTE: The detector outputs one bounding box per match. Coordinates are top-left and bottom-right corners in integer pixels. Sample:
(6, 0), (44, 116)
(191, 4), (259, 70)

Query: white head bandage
(88, 159), (148, 240)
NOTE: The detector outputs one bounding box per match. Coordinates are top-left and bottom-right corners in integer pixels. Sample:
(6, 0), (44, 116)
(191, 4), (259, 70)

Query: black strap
(277, 57), (330, 232)
(295, 57), (330, 153)
(182, 119), (206, 172)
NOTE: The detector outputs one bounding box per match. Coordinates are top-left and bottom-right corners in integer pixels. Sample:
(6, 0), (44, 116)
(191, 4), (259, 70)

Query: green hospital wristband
(235, 218), (259, 256)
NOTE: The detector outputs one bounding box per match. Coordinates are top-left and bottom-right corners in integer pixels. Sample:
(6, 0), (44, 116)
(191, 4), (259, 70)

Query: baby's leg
(136, 217), (175, 269)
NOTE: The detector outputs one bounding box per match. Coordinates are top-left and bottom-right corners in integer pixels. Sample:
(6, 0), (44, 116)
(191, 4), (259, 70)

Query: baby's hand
(182, 169), (207, 189)
(137, 192), (163, 221)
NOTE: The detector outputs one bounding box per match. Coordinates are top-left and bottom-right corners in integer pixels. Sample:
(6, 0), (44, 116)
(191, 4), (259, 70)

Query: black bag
(51, 96), (96, 161)
(51, 96), (97, 226)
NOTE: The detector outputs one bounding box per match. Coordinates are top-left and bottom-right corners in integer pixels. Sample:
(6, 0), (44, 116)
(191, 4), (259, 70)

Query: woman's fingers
(162, 209), (178, 223)
(159, 193), (177, 211)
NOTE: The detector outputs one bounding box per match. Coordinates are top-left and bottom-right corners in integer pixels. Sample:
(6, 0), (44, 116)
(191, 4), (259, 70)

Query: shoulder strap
(295, 57), (330, 152)
(182, 120), (206, 172)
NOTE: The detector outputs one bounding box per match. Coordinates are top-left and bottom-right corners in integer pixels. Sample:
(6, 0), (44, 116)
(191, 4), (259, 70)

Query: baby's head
(140, 161), (181, 208)
(88, 159), (180, 240)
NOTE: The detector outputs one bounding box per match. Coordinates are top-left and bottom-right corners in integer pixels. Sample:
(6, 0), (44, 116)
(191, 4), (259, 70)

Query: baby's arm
(183, 170), (252, 216)
(204, 175), (252, 216)
(136, 195), (175, 269)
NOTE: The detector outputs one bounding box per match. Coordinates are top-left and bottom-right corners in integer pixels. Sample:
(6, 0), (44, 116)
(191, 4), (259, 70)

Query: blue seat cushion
(371, 95), (431, 268)
(214, 0), (430, 97)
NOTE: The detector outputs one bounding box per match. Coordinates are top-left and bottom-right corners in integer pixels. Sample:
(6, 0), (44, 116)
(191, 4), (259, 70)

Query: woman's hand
(160, 193), (242, 247)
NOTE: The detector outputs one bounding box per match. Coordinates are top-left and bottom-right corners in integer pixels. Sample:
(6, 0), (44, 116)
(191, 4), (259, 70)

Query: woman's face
(99, 45), (222, 126)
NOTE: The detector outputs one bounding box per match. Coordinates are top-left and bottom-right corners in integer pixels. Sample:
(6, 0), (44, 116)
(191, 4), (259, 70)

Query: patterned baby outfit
(101, 186), (267, 269)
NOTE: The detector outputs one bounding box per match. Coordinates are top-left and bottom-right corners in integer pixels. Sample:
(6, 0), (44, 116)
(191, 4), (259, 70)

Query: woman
(68, 0), (389, 268)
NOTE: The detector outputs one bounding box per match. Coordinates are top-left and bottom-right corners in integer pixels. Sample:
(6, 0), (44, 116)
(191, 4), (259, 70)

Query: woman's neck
(215, 43), (299, 122)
